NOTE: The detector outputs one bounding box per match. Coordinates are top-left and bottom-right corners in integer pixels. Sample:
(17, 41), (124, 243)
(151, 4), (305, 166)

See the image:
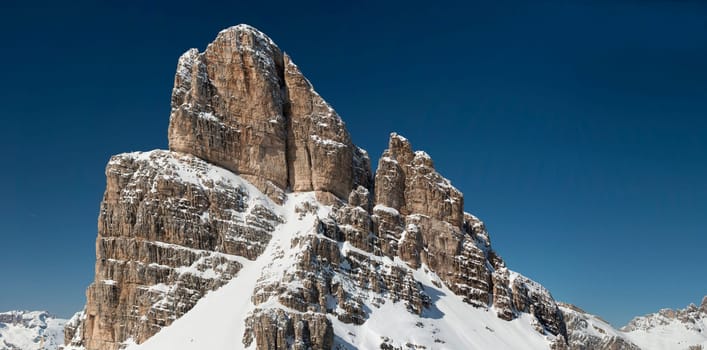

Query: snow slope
(622, 304), (707, 350)
(625, 323), (707, 350)
(559, 299), (707, 350)
(0, 311), (66, 350)
(124, 191), (557, 350)
(329, 266), (553, 350)
(125, 192), (321, 350)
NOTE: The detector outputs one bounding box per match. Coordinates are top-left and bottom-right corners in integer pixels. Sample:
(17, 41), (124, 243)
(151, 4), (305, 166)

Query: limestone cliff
(168, 25), (370, 204)
(65, 151), (283, 350)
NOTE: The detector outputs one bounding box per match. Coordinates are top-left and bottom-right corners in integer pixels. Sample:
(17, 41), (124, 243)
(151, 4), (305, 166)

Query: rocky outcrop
(66, 151), (283, 350)
(63, 311), (85, 347)
(168, 24), (371, 204)
(241, 195), (431, 349)
(559, 303), (640, 350)
(371, 133), (567, 338)
(244, 309), (333, 350)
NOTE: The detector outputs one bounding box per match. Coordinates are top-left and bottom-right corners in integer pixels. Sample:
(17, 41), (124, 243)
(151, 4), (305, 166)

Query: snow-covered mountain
(559, 303), (641, 350)
(0, 311), (66, 350)
(61, 24), (569, 350)
(12, 23), (698, 350)
(557, 297), (707, 350)
(621, 296), (707, 350)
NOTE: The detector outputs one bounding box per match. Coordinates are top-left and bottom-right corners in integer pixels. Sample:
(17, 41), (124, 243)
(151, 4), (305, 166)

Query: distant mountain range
(0, 311), (65, 350)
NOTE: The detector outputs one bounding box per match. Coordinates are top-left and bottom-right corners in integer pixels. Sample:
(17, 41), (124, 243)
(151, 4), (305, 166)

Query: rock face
(66, 23), (690, 350)
(558, 303), (640, 350)
(168, 24), (370, 204)
(373, 133), (567, 336)
(0, 311), (66, 350)
(65, 151), (283, 350)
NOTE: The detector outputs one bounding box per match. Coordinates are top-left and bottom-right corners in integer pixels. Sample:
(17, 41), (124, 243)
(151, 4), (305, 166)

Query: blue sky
(1, 0), (706, 326)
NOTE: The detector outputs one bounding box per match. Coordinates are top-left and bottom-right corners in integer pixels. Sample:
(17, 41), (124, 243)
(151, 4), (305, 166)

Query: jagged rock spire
(168, 24), (371, 203)
(375, 133), (464, 227)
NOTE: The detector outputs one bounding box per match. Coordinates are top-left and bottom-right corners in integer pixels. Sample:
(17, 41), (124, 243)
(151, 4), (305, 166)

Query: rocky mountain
(55, 23), (705, 350)
(621, 296), (707, 350)
(559, 303), (641, 350)
(0, 311), (66, 350)
(554, 297), (707, 350)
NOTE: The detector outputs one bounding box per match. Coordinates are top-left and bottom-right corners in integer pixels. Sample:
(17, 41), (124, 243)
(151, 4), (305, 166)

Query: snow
(414, 150), (431, 160)
(0, 311), (66, 350)
(76, 151), (707, 349)
(125, 192), (320, 350)
(221, 24), (278, 48)
(329, 266), (554, 350)
(175, 48), (198, 84)
(309, 135), (346, 149)
(390, 132), (407, 142)
(197, 111), (220, 123)
(372, 204), (400, 216)
(559, 301), (707, 350)
(380, 156), (398, 164)
(113, 151), (276, 217)
(622, 314), (707, 350)
(560, 304), (628, 340)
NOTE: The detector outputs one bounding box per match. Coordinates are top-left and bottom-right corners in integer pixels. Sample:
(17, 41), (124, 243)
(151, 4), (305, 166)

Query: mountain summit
(59, 25), (705, 350)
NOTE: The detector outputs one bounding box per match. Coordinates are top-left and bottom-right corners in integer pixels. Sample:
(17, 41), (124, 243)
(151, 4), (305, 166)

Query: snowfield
(623, 311), (707, 350)
(0, 311), (66, 350)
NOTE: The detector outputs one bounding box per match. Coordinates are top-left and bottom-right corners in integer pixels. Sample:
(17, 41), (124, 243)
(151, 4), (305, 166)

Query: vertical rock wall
(167, 25), (371, 204)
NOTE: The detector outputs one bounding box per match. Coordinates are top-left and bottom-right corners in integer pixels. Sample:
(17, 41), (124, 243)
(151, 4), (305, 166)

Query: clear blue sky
(1, 0), (705, 326)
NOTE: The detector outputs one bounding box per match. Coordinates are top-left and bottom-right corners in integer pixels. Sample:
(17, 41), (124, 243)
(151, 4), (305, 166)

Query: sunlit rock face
(167, 24), (371, 204)
(67, 150), (283, 350)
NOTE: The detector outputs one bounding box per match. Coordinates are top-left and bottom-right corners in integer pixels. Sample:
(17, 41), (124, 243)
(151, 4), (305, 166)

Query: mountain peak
(59, 24), (706, 350)
(619, 297), (707, 349)
(168, 24), (367, 204)
(220, 23), (271, 37)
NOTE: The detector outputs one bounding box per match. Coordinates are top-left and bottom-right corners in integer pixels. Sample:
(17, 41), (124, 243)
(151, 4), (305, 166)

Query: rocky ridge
(558, 303), (641, 350)
(621, 296), (707, 350)
(60, 24), (701, 350)
(551, 297), (707, 350)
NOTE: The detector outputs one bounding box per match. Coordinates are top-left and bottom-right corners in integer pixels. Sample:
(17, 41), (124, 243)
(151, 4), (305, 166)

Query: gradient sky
(1, 0), (706, 327)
